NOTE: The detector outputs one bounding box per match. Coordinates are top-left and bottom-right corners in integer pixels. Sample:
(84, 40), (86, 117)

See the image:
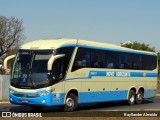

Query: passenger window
(71, 47), (157, 71)
(106, 51), (119, 69)
(91, 50), (105, 68)
(72, 48), (91, 71)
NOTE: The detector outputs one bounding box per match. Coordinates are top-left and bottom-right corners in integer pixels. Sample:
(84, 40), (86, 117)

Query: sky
(0, 0), (160, 51)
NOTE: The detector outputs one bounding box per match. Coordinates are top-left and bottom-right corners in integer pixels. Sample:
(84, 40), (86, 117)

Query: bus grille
(13, 92), (39, 98)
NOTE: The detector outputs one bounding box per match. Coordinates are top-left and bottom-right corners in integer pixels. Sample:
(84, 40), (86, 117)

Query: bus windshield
(11, 47), (75, 89)
(11, 50), (53, 89)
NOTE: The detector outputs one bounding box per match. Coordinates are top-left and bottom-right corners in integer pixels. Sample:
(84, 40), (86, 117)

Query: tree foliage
(0, 16), (24, 60)
(158, 53), (160, 77)
(121, 41), (155, 52)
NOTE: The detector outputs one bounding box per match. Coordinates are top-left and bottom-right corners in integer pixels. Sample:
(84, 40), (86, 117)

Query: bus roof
(20, 38), (156, 56)
(20, 39), (77, 50)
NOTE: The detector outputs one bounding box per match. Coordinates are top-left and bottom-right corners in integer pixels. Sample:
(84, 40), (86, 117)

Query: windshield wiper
(29, 52), (37, 89)
(28, 75), (37, 88)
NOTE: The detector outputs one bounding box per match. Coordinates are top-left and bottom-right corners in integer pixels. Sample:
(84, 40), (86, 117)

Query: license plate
(22, 100), (28, 104)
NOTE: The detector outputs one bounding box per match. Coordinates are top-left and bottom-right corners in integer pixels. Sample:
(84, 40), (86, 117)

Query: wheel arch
(64, 88), (79, 104)
(137, 87), (144, 94)
(127, 86), (137, 99)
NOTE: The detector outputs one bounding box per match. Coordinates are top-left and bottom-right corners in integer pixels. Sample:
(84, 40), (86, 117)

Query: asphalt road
(0, 97), (160, 117)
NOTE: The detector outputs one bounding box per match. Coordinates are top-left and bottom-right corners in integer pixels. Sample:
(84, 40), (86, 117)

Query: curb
(0, 101), (9, 104)
(156, 94), (160, 96)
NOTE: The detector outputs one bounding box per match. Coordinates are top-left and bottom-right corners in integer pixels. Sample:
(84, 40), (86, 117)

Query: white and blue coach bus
(4, 39), (158, 111)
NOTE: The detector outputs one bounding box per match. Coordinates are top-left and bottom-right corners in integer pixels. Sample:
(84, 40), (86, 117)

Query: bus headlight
(38, 89), (55, 96)
(38, 91), (50, 96)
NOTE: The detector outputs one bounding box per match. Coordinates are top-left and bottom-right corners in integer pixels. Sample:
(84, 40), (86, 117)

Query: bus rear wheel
(63, 93), (78, 112)
(136, 90), (144, 104)
(128, 90), (136, 105)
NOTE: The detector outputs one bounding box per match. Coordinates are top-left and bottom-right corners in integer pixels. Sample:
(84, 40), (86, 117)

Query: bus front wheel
(128, 90), (136, 105)
(63, 93), (78, 112)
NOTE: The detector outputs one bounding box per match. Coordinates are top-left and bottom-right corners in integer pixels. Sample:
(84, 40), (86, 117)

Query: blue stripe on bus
(144, 89), (157, 98)
(10, 92), (66, 106)
(60, 44), (76, 48)
(59, 44), (157, 56)
(9, 88), (157, 106)
(79, 89), (157, 103)
(88, 71), (158, 77)
(79, 90), (128, 103)
(66, 71), (158, 80)
(66, 77), (89, 80)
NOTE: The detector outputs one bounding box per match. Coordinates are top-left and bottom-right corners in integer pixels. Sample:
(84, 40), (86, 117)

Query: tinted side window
(142, 55), (157, 70)
(128, 54), (142, 70)
(56, 47), (75, 73)
(91, 49), (106, 68)
(72, 48), (91, 71)
(119, 53), (129, 69)
(71, 47), (157, 71)
(106, 51), (119, 69)
(56, 47), (74, 56)
(118, 53), (157, 70)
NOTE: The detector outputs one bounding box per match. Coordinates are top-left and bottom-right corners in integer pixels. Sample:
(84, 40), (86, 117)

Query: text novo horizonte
(106, 71), (130, 77)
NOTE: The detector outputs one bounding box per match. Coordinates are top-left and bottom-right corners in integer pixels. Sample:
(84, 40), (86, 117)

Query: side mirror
(3, 55), (16, 69)
(47, 54), (65, 71)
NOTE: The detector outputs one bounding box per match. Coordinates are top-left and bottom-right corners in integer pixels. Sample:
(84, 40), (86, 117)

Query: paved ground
(0, 97), (160, 117)
(0, 97), (160, 112)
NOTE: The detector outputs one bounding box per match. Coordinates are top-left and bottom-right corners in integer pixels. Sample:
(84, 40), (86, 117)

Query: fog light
(10, 98), (13, 101)
(41, 99), (46, 103)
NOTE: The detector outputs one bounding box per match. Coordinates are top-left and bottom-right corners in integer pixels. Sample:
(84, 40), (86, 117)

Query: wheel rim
(66, 98), (74, 108)
(130, 95), (135, 103)
(137, 94), (142, 101)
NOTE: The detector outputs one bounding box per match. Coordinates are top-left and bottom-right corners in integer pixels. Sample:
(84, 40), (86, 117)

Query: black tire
(136, 90), (144, 104)
(63, 93), (78, 112)
(127, 90), (136, 105)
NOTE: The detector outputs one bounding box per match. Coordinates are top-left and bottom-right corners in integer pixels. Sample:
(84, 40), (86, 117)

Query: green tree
(121, 41), (155, 52)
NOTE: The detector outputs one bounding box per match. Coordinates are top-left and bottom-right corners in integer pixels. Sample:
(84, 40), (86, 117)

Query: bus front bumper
(9, 92), (65, 107)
